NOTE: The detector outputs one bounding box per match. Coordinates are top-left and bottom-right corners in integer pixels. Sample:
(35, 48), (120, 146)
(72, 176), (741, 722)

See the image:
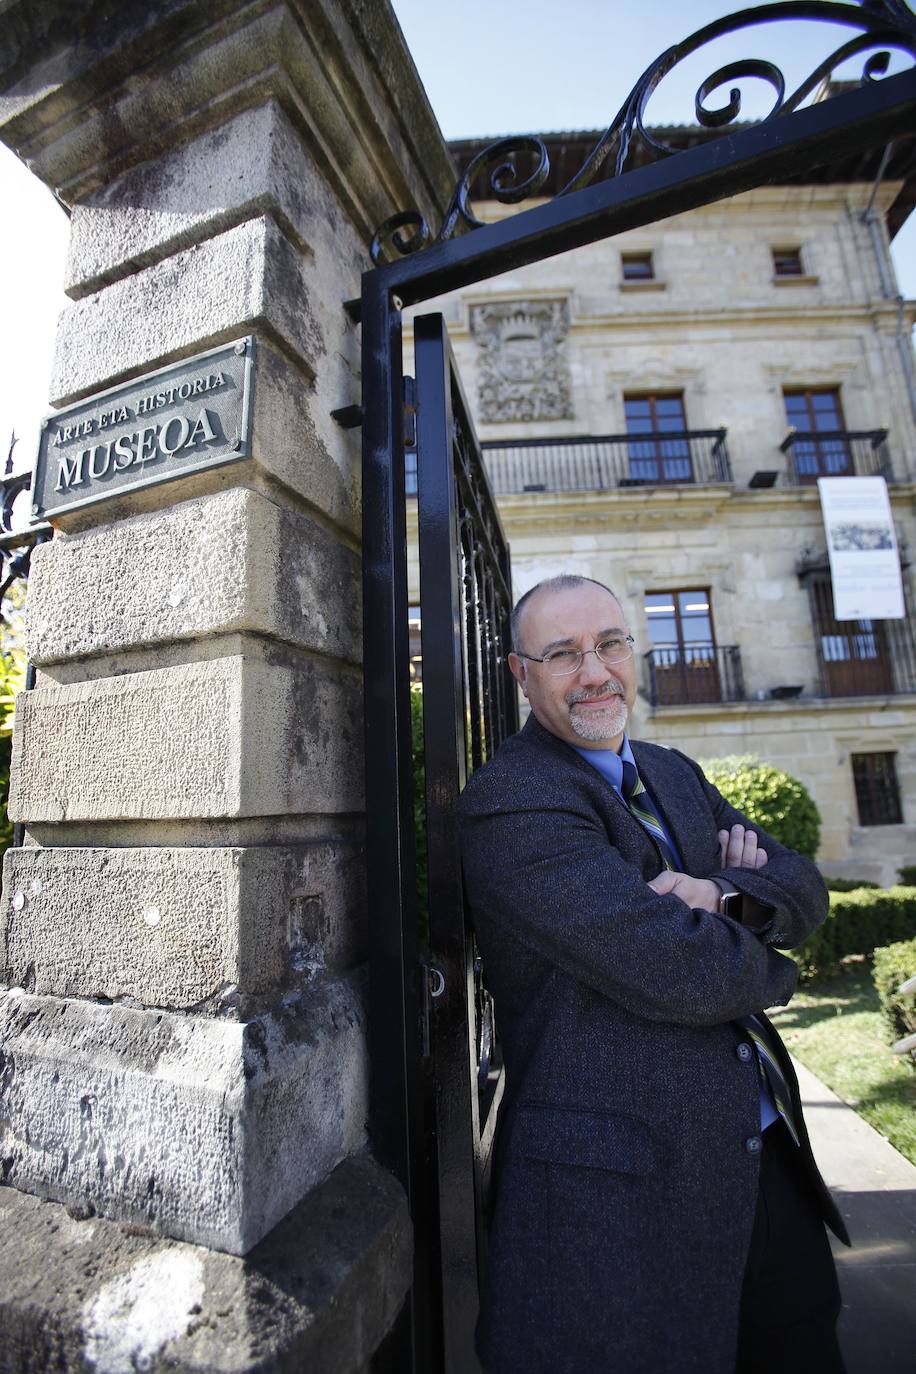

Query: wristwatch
(713, 879), (743, 921)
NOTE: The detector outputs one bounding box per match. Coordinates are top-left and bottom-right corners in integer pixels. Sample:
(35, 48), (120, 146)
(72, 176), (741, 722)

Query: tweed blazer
(458, 714), (846, 1374)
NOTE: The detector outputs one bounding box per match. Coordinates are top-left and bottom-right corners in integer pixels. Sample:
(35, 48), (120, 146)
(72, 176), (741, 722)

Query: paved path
(794, 1057), (916, 1374)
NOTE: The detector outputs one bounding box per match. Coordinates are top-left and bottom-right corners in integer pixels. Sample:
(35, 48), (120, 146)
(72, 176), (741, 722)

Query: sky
(1, 0), (914, 473)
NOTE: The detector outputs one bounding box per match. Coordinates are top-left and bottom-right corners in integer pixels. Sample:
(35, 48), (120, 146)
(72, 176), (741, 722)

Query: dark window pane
(773, 248), (803, 276)
(622, 252), (654, 280)
(645, 593), (678, 646)
(852, 752), (903, 826)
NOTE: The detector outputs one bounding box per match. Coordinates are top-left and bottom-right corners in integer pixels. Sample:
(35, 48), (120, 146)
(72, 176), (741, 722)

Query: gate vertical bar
(360, 278), (431, 1372)
(414, 314), (482, 1370)
(414, 313), (518, 1370)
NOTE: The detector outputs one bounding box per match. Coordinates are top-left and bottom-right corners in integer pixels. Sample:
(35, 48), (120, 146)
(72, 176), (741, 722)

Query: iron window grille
(852, 752), (903, 826)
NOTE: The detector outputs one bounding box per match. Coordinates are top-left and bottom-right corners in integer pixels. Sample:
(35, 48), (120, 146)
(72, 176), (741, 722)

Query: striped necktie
(738, 1015), (801, 1146)
(620, 759), (678, 872)
(620, 759), (801, 1147)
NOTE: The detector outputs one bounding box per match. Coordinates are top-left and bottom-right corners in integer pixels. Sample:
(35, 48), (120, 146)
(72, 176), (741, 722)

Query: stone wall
(0, 0), (452, 1366)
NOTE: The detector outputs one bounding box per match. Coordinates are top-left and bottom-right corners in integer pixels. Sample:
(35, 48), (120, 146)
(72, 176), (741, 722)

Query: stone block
(0, 840), (365, 1011)
(51, 217), (322, 405)
(0, 976), (368, 1253)
(8, 653), (363, 824)
(0, 1), (453, 247)
(0, 1153), (409, 1374)
(26, 487), (361, 666)
(64, 101), (358, 297)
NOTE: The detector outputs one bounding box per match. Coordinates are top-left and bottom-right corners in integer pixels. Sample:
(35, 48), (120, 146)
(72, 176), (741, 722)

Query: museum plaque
(32, 337), (256, 518)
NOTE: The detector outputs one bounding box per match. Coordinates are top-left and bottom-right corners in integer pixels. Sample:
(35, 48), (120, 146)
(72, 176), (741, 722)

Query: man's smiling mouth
(567, 687), (624, 709)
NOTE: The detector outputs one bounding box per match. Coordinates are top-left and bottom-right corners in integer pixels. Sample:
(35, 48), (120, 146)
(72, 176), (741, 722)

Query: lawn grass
(770, 961), (916, 1167)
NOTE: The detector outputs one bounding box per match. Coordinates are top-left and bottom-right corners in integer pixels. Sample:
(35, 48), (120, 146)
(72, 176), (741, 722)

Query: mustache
(566, 682), (625, 706)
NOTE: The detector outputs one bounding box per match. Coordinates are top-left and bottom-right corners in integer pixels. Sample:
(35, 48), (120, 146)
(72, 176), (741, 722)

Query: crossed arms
(458, 751), (828, 1028)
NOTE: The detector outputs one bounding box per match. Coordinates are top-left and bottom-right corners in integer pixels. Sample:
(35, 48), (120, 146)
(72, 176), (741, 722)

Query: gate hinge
(419, 955), (446, 1058)
(403, 375), (417, 450)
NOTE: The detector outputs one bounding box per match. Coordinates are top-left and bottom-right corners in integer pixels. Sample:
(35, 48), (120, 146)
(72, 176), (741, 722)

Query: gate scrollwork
(371, 0), (916, 263)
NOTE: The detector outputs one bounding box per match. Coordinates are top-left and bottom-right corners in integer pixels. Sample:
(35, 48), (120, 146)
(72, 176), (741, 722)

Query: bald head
(511, 575), (624, 654)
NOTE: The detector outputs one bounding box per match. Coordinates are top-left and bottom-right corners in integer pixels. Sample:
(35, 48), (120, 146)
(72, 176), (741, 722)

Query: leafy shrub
(0, 640), (24, 862)
(823, 877), (880, 892)
(872, 938), (916, 1063)
(700, 754), (820, 859)
(899, 865), (916, 887)
(794, 887), (916, 981)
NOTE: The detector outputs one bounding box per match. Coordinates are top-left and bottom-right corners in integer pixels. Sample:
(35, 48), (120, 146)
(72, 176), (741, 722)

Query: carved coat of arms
(470, 300), (573, 423)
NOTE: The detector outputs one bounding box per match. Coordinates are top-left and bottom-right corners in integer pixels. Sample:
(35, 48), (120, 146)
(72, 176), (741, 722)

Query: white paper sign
(818, 476), (904, 620)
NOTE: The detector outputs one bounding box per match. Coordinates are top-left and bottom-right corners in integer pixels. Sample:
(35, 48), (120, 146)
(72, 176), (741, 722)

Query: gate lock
(419, 957), (446, 1058)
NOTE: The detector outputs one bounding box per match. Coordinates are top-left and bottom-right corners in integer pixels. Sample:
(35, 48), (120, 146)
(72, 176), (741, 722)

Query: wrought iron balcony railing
(813, 616), (916, 699)
(780, 429), (893, 485)
(479, 429), (731, 495)
(643, 645), (745, 708)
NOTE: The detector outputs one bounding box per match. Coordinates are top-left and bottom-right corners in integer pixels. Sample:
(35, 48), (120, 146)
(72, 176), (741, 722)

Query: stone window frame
(771, 243), (819, 286)
(620, 249), (666, 292)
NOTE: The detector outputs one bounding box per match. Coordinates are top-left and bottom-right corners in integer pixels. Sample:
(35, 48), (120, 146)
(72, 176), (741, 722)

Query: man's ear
(508, 652), (529, 697)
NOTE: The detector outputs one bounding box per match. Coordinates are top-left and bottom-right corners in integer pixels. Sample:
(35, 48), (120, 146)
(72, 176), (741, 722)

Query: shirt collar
(571, 732), (635, 794)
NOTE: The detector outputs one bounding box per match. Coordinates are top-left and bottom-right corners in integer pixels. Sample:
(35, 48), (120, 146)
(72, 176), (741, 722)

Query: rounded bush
(699, 753), (821, 859)
(872, 936), (916, 1060)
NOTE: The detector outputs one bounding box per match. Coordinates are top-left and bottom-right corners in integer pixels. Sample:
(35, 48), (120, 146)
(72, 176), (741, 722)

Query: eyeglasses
(516, 634), (636, 677)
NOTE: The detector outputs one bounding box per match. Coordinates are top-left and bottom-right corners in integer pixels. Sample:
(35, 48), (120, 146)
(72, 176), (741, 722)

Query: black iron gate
(358, 6), (916, 1371)
(413, 313), (516, 1368)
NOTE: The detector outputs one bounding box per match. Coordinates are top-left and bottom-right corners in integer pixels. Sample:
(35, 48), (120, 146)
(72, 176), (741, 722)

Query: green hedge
(700, 754), (820, 859)
(823, 877), (879, 892)
(794, 887), (916, 980)
(0, 732), (11, 859)
(899, 865), (916, 887)
(872, 938), (916, 1061)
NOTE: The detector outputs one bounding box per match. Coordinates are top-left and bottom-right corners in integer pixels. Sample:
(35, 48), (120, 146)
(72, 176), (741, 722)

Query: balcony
(780, 429), (893, 485)
(814, 618), (916, 699)
(479, 429), (731, 495)
(643, 645), (745, 707)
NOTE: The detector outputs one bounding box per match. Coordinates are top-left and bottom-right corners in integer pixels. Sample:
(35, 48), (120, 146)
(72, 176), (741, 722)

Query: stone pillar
(0, 1), (451, 1366)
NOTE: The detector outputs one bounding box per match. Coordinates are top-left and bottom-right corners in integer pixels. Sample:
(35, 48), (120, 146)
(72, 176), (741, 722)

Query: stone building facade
(407, 132), (916, 885)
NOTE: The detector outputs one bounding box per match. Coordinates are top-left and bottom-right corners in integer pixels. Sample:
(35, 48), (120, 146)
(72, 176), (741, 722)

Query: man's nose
(577, 648), (612, 686)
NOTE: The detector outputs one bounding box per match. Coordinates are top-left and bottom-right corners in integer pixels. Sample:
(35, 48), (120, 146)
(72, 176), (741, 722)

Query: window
(621, 252), (654, 281)
(644, 589), (721, 704)
(852, 752), (903, 826)
(405, 448), (418, 497)
(808, 575), (891, 697)
(408, 607), (422, 681)
(624, 393), (692, 484)
(783, 388), (850, 481)
(772, 247), (803, 277)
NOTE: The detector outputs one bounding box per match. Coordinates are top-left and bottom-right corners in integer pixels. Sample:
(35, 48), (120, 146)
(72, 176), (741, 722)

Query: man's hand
(718, 824), (768, 871)
(647, 825), (770, 912)
(647, 869), (721, 912)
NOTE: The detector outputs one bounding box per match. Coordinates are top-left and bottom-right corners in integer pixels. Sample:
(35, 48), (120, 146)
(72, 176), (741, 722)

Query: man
(458, 574), (848, 1374)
